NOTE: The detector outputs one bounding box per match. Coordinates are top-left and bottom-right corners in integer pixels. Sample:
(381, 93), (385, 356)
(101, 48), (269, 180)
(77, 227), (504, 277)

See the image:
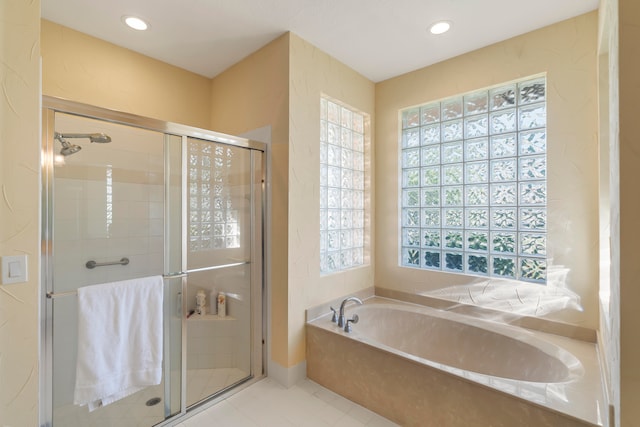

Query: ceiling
(41, 0), (599, 83)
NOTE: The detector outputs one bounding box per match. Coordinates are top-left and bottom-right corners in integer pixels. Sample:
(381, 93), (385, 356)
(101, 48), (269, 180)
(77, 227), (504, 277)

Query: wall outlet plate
(1, 255), (28, 285)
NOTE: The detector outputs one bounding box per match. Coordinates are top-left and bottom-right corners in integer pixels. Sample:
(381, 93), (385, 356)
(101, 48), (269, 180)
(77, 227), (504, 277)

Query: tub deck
(306, 297), (606, 427)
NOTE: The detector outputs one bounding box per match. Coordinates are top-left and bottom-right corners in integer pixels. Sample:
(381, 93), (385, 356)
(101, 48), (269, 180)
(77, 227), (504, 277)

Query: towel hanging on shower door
(73, 275), (164, 411)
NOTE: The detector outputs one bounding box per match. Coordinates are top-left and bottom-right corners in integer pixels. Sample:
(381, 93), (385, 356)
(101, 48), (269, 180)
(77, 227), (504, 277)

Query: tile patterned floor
(177, 377), (399, 427)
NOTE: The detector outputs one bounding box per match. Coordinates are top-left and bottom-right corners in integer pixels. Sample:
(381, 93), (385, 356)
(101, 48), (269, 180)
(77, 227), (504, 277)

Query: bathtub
(306, 297), (605, 427)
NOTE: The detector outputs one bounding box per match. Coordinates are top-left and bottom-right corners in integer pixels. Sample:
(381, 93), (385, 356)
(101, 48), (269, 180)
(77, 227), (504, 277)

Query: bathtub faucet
(337, 296), (363, 328)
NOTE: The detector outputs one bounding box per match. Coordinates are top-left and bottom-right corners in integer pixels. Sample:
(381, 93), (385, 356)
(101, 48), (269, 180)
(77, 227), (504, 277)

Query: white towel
(73, 275), (164, 411)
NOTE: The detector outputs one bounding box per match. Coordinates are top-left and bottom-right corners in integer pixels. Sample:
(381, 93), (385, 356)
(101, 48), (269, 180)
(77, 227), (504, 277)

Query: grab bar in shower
(86, 257), (130, 269)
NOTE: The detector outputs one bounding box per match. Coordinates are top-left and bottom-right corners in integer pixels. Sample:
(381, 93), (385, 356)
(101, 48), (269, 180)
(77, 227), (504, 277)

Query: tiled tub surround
(306, 297), (605, 426)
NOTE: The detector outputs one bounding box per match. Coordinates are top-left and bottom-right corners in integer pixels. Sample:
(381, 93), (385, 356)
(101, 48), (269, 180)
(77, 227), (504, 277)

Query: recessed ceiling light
(429, 21), (451, 35)
(123, 16), (149, 31)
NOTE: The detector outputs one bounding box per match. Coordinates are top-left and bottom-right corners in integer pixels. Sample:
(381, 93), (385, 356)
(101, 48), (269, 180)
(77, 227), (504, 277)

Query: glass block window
(188, 140), (240, 251)
(320, 97), (366, 274)
(400, 76), (547, 283)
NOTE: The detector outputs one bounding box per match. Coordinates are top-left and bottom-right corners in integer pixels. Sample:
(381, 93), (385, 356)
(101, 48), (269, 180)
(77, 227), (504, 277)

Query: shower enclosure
(40, 96), (266, 426)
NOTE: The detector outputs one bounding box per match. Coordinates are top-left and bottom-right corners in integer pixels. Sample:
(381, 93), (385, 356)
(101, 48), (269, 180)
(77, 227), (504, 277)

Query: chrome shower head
(54, 132), (111, 156)
(59, 140), (82, 156)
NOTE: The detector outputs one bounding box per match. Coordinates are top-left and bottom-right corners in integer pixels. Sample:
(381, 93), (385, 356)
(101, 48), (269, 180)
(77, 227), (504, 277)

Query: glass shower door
(46, 111), (183, 426)
(184, 137), (262, 407)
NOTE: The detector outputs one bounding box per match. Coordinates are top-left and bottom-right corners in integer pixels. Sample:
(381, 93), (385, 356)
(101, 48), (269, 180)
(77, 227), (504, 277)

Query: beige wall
(375, 13), (599, 330)
(0, 1), (41, 426)
(288, 34), (375, 365)
(209, 34), (291, 368)
(41, 20), (212, 128)
(209, 33), (375, 369)
(617, 0), (640, 424)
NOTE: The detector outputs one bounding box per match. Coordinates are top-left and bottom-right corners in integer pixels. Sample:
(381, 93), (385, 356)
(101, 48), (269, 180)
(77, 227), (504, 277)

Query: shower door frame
(40, 96), (268, 426)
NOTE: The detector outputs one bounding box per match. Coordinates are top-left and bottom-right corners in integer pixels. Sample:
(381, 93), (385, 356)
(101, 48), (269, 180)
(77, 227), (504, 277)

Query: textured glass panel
(328, 101), (340, 124)
(353, 151), (364, 171)
(442, 142), (463, 163)
(422, 208), (441, 227)
(520, 182), (546, 205)
(445, 252), (464, 271)
(442, 120), (463, 142)
(342, 189), (353, 209)
(423, 230), (441, 248)
(353, 210), (364, 228)
(422, 166), (441, 186)
(422, 188), (440, 206)
(403, 168), (420, 187)
(520, 258), (546, 282)
(341, 128), (352, 149)
(490, 85), (516, 111)
(443, 164), (463, 185)
(320, 120), (328, 142)
(467, 255), (488, 274)
(402, 108), (420, 129)
(444, 230), (463, 249)
(492, 256), (516, 278)
(402, 149), (421, 168)
(341, 250), (353, 269)
(328, 188), (340, 209)
(402, 208), (420, 227)
(342, 149), (353, 170)
(423, 251), (441, 269)
(402, 248), (421, 266)
(353, 170), (364, 190)
(464, 115), (488, 138)
(490, 159), (517, 182)
(491, 134), (517, 158)
(519, 130), (547, 155)
(402, 128), (420, 148)
(327, 231), (339, 250)
(491, 232), (516, 253)
(328, 166), (341, 187)
(465, 161), (488, 183)
(320, 185), (327, 209)
(403, 189), (420, 207)
(519, 155), (546, 180)
(320, 210), (328, 231)
(327, 144), (340, 166)
(492, 208), (517, 229)
(320, 142), (328, 164)
(518, 78), (546, 105)
(520, 208), (546, 230)
(353, 132), (364, 152)
(353, 191), (364, 209)
(442, 98), (463, 120)
(465, 138), (488, 161)
(341, 169), (353, 189)
(341, 107), (352, 129)
(327, 251), (340, 271)
(465, 185), (489, 206)
(341, 210), (353, 229)
(353, 113), (364, 133)
(443, 186), (463, 206)
(467, 231), (488, 252)
(320, 98), (327, 120)
(464, 91), (488, 115)
(519, 103), (546, 130)
(520, 233), (546, 256)
(341, 230), (353, 249)
(422, 146), (440, 165)
(328, 123), (340, 145)
(466, 208), (489, 229)
(490, 109), (517, 134)
(491, 184), (517, 205)
(421, 103), (441, 124)
(353, 229), (364, 246)
(421, 124), (440, 145)
(444, 208), (463, 227)
(327, 209), (340, 230)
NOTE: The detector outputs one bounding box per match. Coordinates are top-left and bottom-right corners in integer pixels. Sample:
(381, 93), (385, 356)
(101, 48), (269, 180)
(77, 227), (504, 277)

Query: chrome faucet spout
(337, 296), (363, 328)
